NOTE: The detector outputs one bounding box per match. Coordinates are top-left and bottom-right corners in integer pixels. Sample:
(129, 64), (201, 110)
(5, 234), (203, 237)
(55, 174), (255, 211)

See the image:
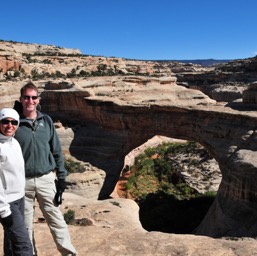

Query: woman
(0, 108), (33, 256)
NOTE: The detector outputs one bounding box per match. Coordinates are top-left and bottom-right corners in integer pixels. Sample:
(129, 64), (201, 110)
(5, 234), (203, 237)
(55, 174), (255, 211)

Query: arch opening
(116, 136), (221, 234)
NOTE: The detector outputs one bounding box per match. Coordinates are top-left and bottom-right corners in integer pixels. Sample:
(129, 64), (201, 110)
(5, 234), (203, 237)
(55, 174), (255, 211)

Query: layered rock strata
(35, 75), (257, 238)
(176, 56), (257, 102)
(1, 41), (257, 240)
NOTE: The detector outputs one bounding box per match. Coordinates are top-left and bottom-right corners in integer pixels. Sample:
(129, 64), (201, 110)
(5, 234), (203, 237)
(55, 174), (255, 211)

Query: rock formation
(176, 57), (257, 102)
(1, 41), (257, 253)
(0, 40), (175, 80)
(35, 75), (257, 239)
(2, 195), (257, 255)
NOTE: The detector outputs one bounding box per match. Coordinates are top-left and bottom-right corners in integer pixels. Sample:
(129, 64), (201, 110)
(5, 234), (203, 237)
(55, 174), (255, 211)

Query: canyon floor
(1, 193), (257, 256)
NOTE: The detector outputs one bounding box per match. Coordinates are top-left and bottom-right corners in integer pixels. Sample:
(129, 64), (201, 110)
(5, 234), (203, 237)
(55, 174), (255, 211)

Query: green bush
(65, 159), (84, 173)
(124, 141), (217, 234)
(126, 141), (210, 201)
(64, 209), (75, 224)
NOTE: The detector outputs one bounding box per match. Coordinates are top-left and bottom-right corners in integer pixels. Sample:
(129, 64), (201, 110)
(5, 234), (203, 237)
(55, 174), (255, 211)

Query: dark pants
(1, 197), (33, 256)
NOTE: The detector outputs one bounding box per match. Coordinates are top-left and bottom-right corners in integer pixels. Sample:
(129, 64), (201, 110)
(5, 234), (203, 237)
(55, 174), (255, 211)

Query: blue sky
(1, 0), (256, 60)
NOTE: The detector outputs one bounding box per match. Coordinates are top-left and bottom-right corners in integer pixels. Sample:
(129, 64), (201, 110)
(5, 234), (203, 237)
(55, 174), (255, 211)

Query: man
(14, 82), (77, 256)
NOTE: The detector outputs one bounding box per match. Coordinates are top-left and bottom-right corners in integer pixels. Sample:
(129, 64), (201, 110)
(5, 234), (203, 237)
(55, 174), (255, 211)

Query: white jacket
(0, 133), (25, 218)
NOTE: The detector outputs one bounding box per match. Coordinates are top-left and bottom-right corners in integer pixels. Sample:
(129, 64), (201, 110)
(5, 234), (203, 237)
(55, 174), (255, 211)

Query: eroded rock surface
(37, 75), (257, 239)
(1, 41), (257, 252)
(1, 195), (257, 256)
(1, 74), (257, 239)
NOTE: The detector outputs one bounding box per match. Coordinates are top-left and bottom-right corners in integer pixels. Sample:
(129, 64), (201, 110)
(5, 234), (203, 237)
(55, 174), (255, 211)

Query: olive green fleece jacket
(14, 111), (67, 180)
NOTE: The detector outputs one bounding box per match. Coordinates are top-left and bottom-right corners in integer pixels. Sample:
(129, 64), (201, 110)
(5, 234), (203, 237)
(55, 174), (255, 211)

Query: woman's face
(0, 118), (18, 136)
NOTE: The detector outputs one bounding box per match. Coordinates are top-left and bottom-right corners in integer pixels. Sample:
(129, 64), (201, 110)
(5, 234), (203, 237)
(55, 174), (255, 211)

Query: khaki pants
(25, 172), (76, 256)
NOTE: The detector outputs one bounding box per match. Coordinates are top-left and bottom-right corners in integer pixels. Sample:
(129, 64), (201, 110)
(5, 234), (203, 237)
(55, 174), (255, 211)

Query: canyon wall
(1, 41), (257, 238)
(37, 75), (257, 238)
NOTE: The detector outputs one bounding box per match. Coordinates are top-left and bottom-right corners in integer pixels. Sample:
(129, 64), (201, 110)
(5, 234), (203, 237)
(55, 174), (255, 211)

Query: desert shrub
(126, 141), (201, 201)
(65, 159), (84, 173)
(125, 141), (217, 234)
(64, 209), (75, 224)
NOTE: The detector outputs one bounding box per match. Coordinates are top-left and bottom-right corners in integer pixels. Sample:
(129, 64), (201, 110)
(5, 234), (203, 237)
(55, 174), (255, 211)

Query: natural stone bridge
(40, 76), (257, 238)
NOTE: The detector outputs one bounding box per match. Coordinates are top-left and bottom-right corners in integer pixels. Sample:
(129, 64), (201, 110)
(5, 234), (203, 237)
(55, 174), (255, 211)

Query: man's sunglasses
(22, 95), (39, 100)
(1, 119), (19, 126)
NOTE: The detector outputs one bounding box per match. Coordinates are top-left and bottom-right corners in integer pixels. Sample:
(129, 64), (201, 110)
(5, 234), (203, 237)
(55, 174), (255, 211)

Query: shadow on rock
(138, 191), (215, 234)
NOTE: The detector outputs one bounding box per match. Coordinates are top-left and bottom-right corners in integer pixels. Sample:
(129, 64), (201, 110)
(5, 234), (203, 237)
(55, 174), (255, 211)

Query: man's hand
(54, 179), (66, 206)
(56, 179), (66, 192)
(54, 190), (63, 206)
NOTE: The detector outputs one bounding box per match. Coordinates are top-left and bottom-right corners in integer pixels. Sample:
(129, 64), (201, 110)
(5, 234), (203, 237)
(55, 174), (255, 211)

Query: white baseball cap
(0, 108), (20, 122)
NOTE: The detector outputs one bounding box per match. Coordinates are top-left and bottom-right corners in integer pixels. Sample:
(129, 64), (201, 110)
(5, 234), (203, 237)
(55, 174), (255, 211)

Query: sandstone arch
(40, 76), (257, 238)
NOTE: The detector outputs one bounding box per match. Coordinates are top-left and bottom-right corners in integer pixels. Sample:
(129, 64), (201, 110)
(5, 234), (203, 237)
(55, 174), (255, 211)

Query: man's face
(20, 88), (40, 114)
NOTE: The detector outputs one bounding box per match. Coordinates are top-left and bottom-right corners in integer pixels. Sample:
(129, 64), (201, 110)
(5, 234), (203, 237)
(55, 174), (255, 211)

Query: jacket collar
(0, 132), (12, 143)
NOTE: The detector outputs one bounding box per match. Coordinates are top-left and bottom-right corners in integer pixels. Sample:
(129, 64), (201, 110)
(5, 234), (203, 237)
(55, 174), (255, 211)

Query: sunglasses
(1, 119), (19, 126)
(22, 95), (39, 100)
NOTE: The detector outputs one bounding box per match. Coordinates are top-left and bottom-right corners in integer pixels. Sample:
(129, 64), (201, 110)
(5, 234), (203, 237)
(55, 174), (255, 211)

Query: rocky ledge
(36, 75), (257, 239)
(1, 41), (257, 254)
(1, 195), (257, 256)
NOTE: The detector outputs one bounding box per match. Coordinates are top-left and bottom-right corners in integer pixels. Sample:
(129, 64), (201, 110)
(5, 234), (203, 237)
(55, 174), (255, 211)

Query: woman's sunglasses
(1, 119), (19, 126)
